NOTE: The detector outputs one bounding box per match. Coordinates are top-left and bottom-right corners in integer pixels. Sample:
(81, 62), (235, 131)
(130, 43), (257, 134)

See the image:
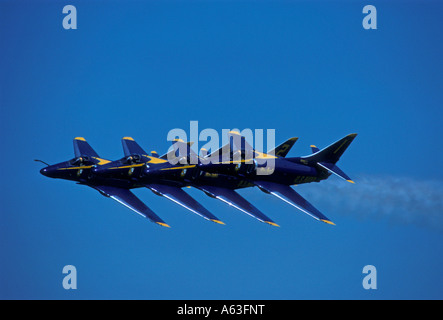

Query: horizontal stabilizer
(73, 137), (100, 158)
(310, 145), (320, 153)
(253, 180), (334, 225)
(122, 137), (147, 157)
(145, 183), (224, 225)
(92, 185), (169, 227)
(196, 185), (279, 226)
(318, 162), (354, 183)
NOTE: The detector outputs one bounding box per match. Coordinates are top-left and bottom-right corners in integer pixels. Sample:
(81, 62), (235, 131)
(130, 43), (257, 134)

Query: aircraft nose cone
(40, 167), (49, 176)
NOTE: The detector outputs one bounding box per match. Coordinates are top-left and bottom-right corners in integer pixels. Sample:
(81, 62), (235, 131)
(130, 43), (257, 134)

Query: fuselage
(39, 157), (136, 189)
(90, 155), (256, 190)
(89, 153), (330, 190)
(38, 133), (356, 227)
(198, 156), (330, 185)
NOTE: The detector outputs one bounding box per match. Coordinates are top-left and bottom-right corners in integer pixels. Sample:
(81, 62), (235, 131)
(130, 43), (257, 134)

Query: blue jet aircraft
(37, 132), (356, 227)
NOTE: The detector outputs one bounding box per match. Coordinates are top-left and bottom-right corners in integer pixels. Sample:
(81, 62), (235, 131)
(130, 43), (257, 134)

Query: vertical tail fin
(122, 137), (148, 156)
(268, 137), (298, 157)
(73, 137), (100, 158)
(302, 133), (357, 164)
(171, 139), (197, 158)
(160, 140), (194, 160)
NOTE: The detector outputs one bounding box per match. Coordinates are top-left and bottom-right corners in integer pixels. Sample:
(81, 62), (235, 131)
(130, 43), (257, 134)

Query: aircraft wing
(253, 180), (335, 225)
(195, 185), (279, 226)
(145, 183), (224, 225)
(92, 185), (170, 227)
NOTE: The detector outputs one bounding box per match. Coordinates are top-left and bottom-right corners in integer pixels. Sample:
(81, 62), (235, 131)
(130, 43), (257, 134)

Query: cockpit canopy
(69, 156), (92, 166)
(123, 154), (141, 164)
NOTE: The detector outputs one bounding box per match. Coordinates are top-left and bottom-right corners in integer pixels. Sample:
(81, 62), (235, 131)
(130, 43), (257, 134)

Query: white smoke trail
(297, 174), (443, 231)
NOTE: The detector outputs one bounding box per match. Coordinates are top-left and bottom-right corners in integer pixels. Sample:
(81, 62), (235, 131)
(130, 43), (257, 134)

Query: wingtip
(123, 136), (135, 141)
(265, 221), (280, 227)
(74, 137), (86, 141)
(320, 219), (336, 226)
(347, 179), (355, 184)
(210, 219), (226, 225)
(156, 222), (171, 228)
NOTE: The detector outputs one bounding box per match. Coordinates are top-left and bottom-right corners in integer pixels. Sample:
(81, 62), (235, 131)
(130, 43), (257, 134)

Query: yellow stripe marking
(156, 222), (171, 228)
(218, 159), (253, 164)
(254, 151), (277, 159)
(265, 221), (280, 227)
(109, 156), (168, 170)
(74, 137), (86, 141)
(160, 165), (196, 170)
(321, 219), (336, 226)
(57, 166), (93, 170)
(92, 157), (111, 165)
(333, 140), (348, 154)
(122, 137), (134, 141)
(210, 219), (226, 225)
(109, 163), (145, 169)
(143, 155), (168, 164)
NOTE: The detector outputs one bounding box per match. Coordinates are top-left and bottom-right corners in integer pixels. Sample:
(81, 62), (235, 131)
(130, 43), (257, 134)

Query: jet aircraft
(37, 132), (356, 227)
(198, 131), (357, 225)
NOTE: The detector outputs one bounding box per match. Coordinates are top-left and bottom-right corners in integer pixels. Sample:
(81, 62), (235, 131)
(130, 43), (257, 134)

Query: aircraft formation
(37, 132), (357, 228)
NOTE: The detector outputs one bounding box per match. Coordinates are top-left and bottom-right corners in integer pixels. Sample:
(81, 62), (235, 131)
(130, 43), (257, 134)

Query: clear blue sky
(1, 0), (442, 299)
